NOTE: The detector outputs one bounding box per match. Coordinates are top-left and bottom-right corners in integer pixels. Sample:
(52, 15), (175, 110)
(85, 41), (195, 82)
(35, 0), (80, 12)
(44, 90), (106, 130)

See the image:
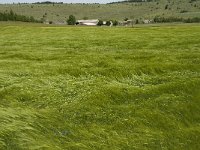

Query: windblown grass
(0, 23), (200, 149)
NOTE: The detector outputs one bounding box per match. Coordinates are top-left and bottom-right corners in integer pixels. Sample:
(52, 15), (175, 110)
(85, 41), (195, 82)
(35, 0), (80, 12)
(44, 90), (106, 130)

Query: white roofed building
(77, 19), (99, 26)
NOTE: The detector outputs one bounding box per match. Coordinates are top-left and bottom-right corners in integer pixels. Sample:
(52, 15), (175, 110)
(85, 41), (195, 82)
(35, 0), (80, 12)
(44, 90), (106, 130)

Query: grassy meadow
(0, 0), (200, 21)
(0, 23), (200, 149)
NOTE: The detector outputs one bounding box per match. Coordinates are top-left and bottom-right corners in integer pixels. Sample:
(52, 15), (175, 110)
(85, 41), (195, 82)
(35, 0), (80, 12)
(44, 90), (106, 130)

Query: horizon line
(0, 1), (121, 4)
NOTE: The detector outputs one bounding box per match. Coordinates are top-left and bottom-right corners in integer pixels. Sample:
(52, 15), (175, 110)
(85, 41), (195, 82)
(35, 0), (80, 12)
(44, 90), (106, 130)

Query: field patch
(0, 24), (200, 149)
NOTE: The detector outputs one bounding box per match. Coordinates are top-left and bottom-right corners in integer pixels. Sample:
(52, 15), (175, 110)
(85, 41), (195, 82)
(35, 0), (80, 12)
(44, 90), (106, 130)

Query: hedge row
(154, 16), (200, 23)
(0, 10), (42, 23)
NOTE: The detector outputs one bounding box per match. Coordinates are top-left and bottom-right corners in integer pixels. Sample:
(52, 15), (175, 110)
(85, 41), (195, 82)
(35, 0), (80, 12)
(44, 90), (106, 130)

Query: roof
(77, 20), (99, 23)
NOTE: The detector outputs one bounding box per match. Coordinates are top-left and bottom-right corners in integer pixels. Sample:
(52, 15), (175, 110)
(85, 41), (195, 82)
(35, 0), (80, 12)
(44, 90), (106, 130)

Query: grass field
(0, 0), (200, 22)
(0, 23), (200, 149)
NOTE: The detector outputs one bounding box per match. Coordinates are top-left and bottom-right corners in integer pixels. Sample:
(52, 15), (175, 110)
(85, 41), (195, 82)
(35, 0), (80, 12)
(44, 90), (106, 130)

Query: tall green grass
(0, 24), (200, 149)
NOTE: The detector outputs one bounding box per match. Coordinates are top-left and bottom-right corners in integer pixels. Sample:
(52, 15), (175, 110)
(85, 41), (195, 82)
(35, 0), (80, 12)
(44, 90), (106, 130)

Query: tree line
(33, 1), (63, 4)
(0, 10), (42, 23)
(154, 16), (200, 23)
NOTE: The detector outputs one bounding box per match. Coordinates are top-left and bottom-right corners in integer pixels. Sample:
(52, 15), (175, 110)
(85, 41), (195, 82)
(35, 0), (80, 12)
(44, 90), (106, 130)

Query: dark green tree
(67, 15), (76, 25)
(113, 20), (118, 26)
(135, 19), (139, 24)
(124, 17), (129, 21)
(97, 20), (103, 26)
(106, 20), (111, 26)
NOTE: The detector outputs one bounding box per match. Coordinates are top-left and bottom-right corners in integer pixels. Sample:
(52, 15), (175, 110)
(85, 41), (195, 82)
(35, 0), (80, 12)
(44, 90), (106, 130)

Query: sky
(0, 0), (120, 4)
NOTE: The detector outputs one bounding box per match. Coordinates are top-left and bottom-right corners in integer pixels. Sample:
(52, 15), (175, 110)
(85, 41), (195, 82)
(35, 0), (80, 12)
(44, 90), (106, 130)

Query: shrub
(135, 19), (139, 24)
(67, 15), (76, 25)
(180, 10), (188, 13)
(113, 20), (118, 26)
(165, 4), (168, 10)
(124, 17), (129, 21)
(97, 20), (103, 26)
(106, 20), (111, 26)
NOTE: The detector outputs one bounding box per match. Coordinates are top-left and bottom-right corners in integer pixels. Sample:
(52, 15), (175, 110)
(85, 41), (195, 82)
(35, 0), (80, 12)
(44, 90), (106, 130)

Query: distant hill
(110, 0), (154, 3)
(33, 1), (64, 4)
(0, 0), (200, 22)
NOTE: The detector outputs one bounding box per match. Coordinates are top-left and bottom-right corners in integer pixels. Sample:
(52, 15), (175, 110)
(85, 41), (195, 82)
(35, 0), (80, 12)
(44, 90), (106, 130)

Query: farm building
(77, 19), (99, 26)
(119, 20), (133, 26)
(143, 19), (153, 24)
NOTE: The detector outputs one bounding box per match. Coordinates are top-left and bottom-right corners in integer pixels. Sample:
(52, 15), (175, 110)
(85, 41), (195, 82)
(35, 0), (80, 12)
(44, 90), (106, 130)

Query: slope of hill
(0, 0), (200, 22)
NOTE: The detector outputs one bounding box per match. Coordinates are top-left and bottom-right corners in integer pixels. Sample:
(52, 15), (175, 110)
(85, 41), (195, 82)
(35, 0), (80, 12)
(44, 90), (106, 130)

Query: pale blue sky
(0, 0), (120, 4)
